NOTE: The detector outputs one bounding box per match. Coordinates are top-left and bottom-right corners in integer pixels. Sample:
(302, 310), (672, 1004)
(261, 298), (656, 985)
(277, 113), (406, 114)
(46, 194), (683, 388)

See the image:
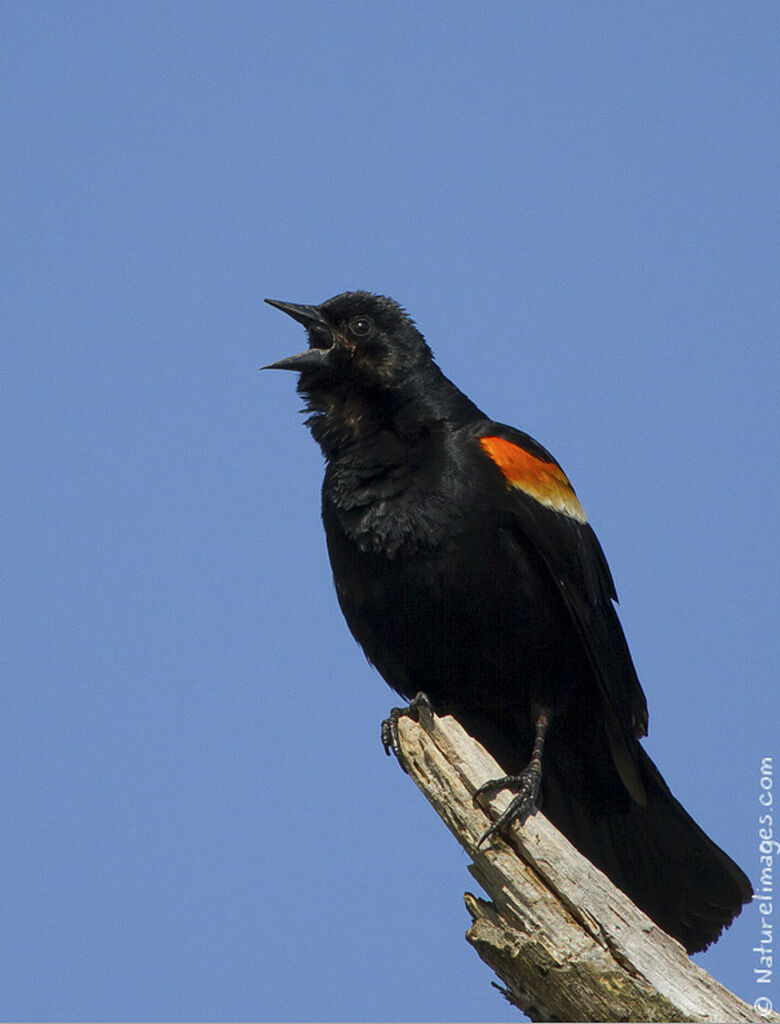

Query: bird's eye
(349, 317), (373, 337)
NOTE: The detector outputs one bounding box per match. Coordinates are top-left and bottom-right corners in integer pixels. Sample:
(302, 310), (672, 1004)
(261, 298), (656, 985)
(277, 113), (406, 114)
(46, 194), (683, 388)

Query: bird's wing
(475, 423), (649, 805)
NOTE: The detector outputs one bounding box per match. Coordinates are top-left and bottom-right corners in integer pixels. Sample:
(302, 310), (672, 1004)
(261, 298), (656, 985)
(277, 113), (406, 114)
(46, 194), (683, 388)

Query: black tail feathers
(543, 743), (752, 953)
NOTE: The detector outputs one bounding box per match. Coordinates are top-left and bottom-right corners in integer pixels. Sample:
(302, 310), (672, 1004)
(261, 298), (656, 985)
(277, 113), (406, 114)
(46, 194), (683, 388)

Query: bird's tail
(542, 742), (753, 953)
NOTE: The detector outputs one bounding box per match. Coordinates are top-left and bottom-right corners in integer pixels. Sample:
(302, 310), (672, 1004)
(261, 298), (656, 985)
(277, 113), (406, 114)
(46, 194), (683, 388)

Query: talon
(381, 707), (406, 768)
(477, 821), (503, 849)
(475, 708), (550, 847)
(476, 775), (540, 846)
(380, 692), (433, 773)
(473, 774), (518, 805)
(475, 765), (542, 846)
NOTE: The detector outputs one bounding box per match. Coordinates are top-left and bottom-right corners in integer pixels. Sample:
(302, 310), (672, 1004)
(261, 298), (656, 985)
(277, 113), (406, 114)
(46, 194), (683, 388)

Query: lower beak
(262, 347), (331, 372)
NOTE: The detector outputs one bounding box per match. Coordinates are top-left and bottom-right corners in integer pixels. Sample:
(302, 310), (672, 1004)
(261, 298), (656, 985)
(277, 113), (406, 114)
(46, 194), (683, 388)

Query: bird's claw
(381, 692), (433, 773)
(473, 764), (542, 847)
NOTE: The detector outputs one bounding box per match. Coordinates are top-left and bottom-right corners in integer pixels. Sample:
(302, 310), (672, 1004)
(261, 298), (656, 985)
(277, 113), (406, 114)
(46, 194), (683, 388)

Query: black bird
(264, 290), (751, 953)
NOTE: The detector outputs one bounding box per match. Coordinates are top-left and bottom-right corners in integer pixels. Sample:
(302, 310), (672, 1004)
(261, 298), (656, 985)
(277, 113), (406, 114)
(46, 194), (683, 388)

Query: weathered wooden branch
(396, 708), (774, 1023)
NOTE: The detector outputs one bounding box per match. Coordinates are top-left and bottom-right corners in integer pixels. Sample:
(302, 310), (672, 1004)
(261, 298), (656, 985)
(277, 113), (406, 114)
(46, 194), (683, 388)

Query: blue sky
(3, 2), (779, 1020)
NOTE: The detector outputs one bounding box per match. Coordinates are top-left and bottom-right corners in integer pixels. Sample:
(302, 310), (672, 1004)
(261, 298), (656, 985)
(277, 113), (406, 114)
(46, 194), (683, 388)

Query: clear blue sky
(3, 3), (778, 1020)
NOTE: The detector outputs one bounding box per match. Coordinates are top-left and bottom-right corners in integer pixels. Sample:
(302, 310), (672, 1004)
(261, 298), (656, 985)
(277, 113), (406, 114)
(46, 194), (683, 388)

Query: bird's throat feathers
(299, 361), (481, 461)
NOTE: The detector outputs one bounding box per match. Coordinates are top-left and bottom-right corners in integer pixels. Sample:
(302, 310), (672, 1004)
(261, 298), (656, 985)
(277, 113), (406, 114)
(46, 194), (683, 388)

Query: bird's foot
(381, 692), (433, 773)
(473, 761), (542, 847)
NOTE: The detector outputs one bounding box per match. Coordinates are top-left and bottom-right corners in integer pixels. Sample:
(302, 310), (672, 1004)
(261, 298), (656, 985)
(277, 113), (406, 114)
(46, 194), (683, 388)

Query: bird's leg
(381, 692), (433, 773)
(473, 707), (551, 846)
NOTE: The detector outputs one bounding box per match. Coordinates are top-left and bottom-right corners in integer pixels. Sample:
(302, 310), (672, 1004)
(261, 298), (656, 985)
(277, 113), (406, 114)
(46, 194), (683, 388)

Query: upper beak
(264, 298), (328, 328)
(262, 298), (333, 372)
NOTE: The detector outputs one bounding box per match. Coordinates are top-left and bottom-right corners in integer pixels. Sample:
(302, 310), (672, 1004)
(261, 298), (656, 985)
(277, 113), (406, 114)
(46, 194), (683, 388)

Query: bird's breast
(322, 431), (471, 557)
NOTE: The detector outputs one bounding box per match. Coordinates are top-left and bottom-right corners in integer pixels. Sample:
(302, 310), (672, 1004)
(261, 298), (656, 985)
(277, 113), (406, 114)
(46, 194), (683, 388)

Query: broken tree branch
(396, 709), (772, 1023)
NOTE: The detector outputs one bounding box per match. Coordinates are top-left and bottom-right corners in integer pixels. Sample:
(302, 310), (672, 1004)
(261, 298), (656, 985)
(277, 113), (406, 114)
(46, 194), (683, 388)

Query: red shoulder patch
(480, 436), (587, 523)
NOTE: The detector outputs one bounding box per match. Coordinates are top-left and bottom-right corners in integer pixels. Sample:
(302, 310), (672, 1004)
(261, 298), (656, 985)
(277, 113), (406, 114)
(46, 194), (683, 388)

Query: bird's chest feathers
(323, 431), (459, 557)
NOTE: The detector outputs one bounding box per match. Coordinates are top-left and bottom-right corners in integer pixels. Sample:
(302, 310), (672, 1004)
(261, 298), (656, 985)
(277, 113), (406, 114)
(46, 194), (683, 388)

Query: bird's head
(264, 291), (482, 456)
(263, 291), (433, 392)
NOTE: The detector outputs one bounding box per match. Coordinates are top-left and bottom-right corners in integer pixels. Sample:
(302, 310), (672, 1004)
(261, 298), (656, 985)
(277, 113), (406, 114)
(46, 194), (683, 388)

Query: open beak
(262, 298), (333, 372)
